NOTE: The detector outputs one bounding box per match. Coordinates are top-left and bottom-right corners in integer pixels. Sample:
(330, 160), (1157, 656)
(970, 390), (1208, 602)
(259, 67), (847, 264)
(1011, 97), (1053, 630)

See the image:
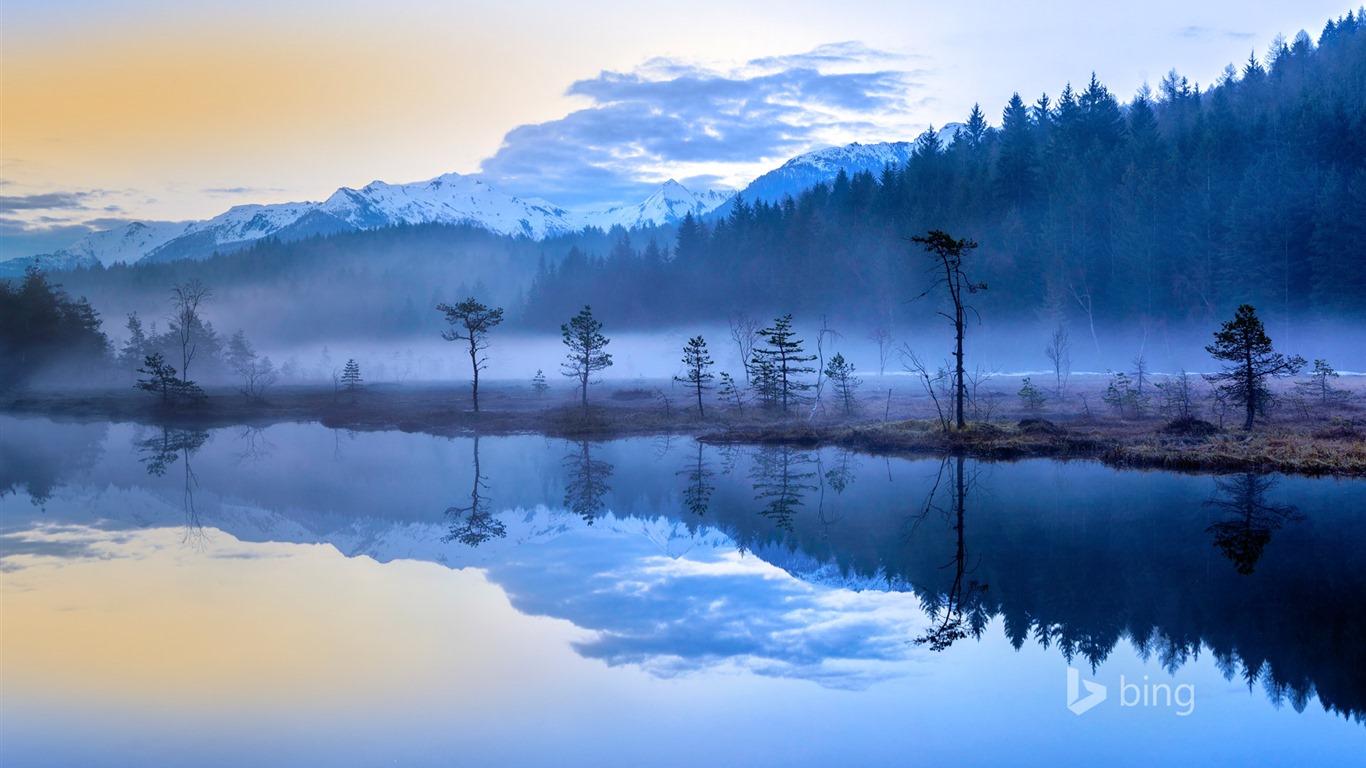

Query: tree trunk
(469, 344), (479, 413)
(955, 304), (966, 430)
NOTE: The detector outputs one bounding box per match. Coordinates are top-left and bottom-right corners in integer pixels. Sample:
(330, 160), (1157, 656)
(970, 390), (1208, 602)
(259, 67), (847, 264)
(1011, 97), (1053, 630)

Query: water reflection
(1205, 473), (1304, 574)
(750, 445), (818, 532)
(911, 456), (990, 652)
(677, 439), (714, 517)
(0, 419), (105, 507)
(563, 439), (613, 524)
(2, 417), (1363, 726)
(443, 435), (505, 547)
(135, 425), (210, 548)
(232, 426), (274, 468)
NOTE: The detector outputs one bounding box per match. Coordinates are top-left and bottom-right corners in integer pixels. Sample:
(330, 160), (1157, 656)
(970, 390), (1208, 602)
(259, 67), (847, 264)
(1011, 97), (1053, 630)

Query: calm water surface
(2, 416), (1363, 766)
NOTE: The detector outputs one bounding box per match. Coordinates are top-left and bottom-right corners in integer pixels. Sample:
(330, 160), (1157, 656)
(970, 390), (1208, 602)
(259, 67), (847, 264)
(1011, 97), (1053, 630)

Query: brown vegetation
(3, 373), (1362, 477)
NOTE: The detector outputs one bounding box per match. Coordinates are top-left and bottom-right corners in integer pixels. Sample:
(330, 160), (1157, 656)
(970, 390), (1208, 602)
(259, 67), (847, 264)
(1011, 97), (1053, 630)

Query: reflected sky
(2, 416), (1364, 766)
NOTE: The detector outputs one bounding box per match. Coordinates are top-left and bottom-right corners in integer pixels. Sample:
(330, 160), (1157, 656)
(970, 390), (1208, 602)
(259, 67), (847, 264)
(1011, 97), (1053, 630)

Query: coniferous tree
(561, 306), (612, 407)
(1204, 305), (1305, 430)
(824, 353), (861, 415)
(674, 336), (715, 417)
(753, 315), (816, 414)
(437, 298), (504, 412)
(911, 231), (986, 429)
(341, 359), (364, 393)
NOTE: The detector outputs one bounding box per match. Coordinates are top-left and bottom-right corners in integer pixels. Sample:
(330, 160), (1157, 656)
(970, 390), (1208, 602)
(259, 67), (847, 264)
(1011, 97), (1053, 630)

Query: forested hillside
(523, 13), (1366, 336)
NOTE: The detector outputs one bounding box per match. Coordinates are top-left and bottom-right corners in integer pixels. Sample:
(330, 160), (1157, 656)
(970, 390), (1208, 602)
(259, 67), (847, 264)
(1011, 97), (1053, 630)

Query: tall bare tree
(728, 313), (760, 384)
(169, 279), (210, 383)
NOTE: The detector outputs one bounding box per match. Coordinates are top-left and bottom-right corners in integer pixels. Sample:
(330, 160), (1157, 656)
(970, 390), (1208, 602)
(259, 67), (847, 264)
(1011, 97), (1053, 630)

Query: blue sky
(1, 1), (1357, 256)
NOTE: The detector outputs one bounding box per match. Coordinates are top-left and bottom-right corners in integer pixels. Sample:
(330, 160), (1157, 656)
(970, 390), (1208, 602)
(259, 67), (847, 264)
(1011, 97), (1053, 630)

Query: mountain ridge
(2, 138), (930, 274)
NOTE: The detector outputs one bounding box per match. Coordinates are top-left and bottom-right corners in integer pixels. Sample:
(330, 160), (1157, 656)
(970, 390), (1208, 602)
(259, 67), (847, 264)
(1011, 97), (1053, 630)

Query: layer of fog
(109, 317), (1363, 390)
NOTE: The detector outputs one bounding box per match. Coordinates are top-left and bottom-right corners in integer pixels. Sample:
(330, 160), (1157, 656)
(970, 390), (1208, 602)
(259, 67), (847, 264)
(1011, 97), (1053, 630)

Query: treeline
(522, 11), (1366, 333)
(0, 268), (111, 389)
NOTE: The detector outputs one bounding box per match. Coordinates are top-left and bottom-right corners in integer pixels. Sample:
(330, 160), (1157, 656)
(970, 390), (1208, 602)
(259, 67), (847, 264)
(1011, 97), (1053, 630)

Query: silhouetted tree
(750, 446), (818, 532)
(561, 306), (612, 407)
(168, 279), (211, 384)
(1204, 305), (1305, 429)
(341, 359), (364, 394)
(674, 336), (714, 417)
(911, 231), (986, 429)
(135, 353), (180, 405)
(437, 298), (504, 412)
(913, 456), (989, 651)
(753, 314), (816, 413)
(824, 353), (860, 415)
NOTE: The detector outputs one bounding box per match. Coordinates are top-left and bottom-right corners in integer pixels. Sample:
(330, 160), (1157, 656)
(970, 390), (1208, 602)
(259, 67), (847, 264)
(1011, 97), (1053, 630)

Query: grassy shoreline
(5, 382), (1363, 478)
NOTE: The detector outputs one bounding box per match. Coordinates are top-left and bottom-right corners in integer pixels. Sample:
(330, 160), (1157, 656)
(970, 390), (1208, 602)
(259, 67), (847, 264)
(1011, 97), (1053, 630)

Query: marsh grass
(5, 374), (1362, 477)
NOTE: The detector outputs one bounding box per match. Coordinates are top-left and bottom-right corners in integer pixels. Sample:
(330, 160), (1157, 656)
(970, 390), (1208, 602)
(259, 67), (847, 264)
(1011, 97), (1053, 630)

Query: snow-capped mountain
(136, 174), (584, 265)
(579, 180), (732, 231)
(734, 125), (963, 207)
(315, 173), (578, 240)
(7, 173), (733, 270)
(735, 141), (915, 206)
(2, 129), (971, 273)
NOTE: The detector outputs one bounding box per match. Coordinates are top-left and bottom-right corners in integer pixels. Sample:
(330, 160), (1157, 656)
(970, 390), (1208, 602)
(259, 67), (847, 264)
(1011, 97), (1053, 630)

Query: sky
(1, 0), (1356, 257)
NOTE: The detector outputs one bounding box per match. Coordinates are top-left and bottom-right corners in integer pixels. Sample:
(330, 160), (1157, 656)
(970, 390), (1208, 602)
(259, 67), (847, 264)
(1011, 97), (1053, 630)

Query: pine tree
(824, 353), (861, 415)
(532, 369), (549, 398)
(341, 359), (364, 393)
(753, 315), (816, 413)
(910, 231), (986, 429)
(560, 306), (612, 407)
(1204, 305), (1304, 430)
(674, 336), (714, 417)
(717, 372), (747, 411)
(1018, 377), (1046, 411)
(437, 298), (504, 412)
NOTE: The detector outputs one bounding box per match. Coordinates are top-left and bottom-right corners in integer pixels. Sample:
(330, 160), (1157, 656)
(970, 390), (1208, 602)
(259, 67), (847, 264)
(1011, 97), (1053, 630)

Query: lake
(2, 416), (1363, 766)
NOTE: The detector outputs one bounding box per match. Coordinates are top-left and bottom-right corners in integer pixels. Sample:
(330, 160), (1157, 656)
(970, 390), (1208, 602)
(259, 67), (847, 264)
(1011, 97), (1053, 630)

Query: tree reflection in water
(750, 446), (818, 532)
(443, 435), (506, 547)
(1205, 473), (1303, 574)
(232, 426), (274, 469)
(678, 440), (714, 517)
(910, 456), (989, 652)
(135, 426), (210, 549)
(563, 439), (614, 524)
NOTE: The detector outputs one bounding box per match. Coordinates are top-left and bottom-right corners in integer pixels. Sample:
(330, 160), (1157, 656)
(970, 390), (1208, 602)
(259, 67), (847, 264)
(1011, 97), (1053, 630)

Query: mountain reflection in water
(2, 416), (1363, 726)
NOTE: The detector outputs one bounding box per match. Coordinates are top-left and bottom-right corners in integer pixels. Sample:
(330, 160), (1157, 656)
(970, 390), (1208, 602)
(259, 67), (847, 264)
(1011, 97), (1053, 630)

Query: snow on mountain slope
(318, 173), (579, 240)
(51, 221), (189, 268)
(4, 130), (969, 271)
(734, 128), (964, 207)
(579, 180), (732, 231)
(0, 249), (102, 278)
(735, 141), (913, 206)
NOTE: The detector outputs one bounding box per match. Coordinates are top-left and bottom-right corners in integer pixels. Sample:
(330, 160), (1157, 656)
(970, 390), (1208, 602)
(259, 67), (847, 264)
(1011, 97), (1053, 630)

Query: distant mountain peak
(2, 136), (949, 272)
